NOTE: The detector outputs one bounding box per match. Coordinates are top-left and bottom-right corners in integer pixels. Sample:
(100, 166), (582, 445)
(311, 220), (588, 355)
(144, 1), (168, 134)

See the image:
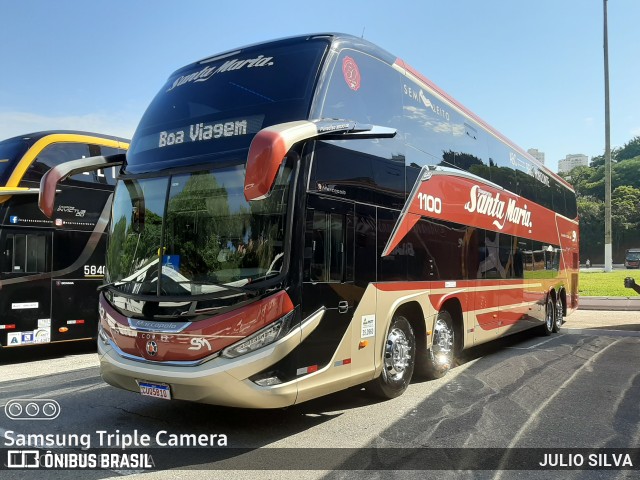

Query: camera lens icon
(5, 399), (60, 420)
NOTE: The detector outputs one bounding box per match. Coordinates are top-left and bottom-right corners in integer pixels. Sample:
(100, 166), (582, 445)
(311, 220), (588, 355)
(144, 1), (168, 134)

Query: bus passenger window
(478, 231), (506, 279)
(13, 235), (25, 272)
(2, 235), (14, 273)
(1, 234), (49, 274)
(24, 143), (91, 181)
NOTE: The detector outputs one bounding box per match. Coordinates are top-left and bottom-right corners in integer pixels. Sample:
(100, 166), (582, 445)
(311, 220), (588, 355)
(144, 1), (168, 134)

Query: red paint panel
(476, 312), (500, 330)
(100, 290), (294, 362)
(428, 291), (472, 311)
(385, 173), (574, 256)
(383, 212), (421, 256)
(244, 130), (288, 201)
(499, 311), (526, 326)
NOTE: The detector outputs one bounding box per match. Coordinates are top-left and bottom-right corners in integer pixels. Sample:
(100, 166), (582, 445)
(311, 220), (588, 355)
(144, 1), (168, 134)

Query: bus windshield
(126, 39), (328, 172)
(627, 252), (640, 261)
(0, 136), (31, 184)
(106, 162), (292, 303)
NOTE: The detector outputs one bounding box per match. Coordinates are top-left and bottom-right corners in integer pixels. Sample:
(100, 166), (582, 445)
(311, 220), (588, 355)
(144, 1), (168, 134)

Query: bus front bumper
(97, 326), (304, 409)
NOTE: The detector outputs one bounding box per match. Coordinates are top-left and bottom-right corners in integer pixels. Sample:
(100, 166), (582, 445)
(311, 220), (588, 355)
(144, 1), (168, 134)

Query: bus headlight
(221, 311), (294, 359)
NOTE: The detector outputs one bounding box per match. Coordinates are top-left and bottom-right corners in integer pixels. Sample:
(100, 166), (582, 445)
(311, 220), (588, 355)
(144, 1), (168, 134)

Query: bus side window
(312, 49), (406, 209)
(2, 234), (15, 273)
(1, 233), (49, 275)
(23, 143), (91, 182)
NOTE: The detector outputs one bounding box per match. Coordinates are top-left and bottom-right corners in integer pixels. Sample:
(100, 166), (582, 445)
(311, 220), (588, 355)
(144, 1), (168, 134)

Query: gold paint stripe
(384, 283), (544, 295)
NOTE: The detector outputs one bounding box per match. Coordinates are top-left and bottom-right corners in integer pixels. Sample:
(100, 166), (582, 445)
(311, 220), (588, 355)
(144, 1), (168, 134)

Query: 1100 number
(417, 192), (442, 213)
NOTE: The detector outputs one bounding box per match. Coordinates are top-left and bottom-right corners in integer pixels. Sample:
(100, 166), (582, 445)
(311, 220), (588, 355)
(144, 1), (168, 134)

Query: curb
(578, 296), (640, 311)
(561, 327), (640, 338)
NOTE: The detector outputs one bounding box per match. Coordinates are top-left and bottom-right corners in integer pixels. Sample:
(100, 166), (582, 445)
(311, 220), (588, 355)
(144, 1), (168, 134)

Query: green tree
(560, 165), (596, 197)
(612, 157), (640, 190)
(577, 196), (604, 262)
(611, 185), (640, 253)
(556, 135), (640, 262)
(615, 136), (640, 162)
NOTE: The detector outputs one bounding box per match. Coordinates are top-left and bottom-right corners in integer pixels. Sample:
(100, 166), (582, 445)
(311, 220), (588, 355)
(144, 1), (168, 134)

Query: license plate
(138, 381), (171, 400)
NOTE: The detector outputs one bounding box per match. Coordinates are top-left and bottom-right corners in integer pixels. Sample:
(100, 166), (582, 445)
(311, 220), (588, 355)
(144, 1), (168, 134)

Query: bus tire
(540, 295), (555, 336)
(421, 310), (455, 379)
(553, 295), (563, 332)
(368, 315), (415, 399)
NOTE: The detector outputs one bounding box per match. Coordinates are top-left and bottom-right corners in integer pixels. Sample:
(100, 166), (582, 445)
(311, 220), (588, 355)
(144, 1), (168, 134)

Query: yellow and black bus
(0, 131), (128, 349)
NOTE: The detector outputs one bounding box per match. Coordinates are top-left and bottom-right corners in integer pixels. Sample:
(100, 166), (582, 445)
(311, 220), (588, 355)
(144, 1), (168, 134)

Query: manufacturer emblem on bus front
(146, 341), (158, 357)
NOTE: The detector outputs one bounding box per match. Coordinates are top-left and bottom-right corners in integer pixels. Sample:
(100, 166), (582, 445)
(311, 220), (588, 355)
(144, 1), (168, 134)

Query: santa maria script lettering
(464, 185), (533, 231)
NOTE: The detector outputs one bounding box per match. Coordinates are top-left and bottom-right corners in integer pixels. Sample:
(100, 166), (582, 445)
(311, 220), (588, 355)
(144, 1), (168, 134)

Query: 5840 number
(84, 265), (105, 276)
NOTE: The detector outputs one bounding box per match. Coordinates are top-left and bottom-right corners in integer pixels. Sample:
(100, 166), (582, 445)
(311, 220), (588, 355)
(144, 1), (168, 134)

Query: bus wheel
(553, 295), (564, 332)
(422, 310), (455, 379)
(368, 315), (415, 399)
(540, 295), (555, 336)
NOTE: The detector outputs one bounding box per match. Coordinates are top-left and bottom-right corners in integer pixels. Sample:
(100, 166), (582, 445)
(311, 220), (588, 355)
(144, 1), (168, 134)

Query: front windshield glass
(627, 252), (640, 261)
(126, 39), (328, 172)
(106, 163), (291, 299)
(0, 136), (31, 184)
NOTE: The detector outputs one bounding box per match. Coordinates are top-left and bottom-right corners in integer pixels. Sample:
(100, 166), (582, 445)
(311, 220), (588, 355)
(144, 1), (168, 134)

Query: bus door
(50, 229), (106, 342)
(300, 195), (356, 383)
(0, 229), (52, 347)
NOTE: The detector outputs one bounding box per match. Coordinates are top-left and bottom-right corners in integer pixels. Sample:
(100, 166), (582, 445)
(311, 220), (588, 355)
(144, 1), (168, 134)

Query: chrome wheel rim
(555, 298), (563, 328)
(546, 299), (554, 331)
(384, 327), (411, 380)
(432, 317), (454, 368)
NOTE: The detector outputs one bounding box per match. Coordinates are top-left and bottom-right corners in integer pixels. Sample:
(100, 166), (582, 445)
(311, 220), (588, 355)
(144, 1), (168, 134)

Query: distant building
(558, 154), (589, 173)
(527, 148), (545, 165)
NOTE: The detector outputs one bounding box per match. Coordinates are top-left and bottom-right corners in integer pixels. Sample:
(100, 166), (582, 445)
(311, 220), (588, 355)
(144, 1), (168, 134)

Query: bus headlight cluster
(221, 311), (294, 359)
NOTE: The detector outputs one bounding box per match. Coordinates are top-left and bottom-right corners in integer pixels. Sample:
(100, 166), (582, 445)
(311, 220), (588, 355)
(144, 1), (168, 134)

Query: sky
(0, 0), (638, 174)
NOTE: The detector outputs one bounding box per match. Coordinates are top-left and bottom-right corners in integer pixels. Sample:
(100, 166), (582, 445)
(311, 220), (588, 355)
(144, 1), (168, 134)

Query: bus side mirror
(244, 121), (317, 202)
(39, 154), (125, 218)
(243, 120), (396, 202)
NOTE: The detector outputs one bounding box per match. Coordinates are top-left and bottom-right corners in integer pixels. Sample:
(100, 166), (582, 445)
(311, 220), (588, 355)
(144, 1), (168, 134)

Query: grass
(579, 269), (639, 296)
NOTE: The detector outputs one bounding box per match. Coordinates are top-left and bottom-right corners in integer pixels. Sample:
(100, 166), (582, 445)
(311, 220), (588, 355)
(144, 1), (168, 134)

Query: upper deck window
(127, 39), (329, 172)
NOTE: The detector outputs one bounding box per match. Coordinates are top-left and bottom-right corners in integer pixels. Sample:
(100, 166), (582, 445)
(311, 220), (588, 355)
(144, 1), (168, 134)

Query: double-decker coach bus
(0, 131), (128, 349)
(40, 34), (578, 407)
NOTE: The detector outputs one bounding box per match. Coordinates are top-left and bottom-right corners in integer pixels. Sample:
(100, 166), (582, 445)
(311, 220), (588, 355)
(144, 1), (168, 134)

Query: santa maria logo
(167, 55), (275, 91)
(464, 185), (532, 230)
(342, 56), (361, 91)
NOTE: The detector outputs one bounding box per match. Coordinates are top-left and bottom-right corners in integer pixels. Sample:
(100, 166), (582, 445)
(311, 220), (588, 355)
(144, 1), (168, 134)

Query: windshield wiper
(97, 279), (258, 297)
(96, 280), (149, 292)
(184, 280), (258, 297)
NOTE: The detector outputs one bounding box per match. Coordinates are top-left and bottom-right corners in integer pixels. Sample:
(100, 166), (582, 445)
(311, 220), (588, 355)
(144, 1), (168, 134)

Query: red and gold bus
(40, 34), (578, 407)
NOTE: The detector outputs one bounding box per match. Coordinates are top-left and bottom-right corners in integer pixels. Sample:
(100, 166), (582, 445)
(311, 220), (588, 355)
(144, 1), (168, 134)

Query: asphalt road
(1, 327), (639, 480)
